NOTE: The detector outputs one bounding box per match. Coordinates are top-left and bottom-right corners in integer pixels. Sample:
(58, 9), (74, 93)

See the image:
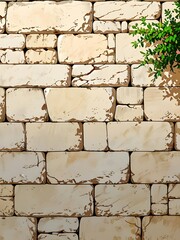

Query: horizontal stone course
(0, 197), (14, 216)
(0, 34), (25, 49)
(25, 49), (57, 64)
(26, 34), (57, 49)
(38, 234), (78, 240)
(0, 185), (13, 197)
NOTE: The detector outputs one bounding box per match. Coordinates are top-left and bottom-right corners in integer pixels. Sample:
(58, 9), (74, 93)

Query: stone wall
(0, 0), (180, 239)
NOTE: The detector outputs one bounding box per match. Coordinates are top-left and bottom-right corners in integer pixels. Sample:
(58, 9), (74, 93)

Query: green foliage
(130, 1), (180, 79)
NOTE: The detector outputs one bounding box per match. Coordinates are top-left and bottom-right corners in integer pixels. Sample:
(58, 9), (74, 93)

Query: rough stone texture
(0, 197), (14, 216)
(72, 65), (130, 87)
(93, 21), (121, 33)
(47, 152), (129, 184)
(26, 123), (82, 151)
(121, 21), (128, 33)
(175, 123), (180, 150)
(0, 34), (25, 49)
(151, 184), (167, 204)
(0, 65), (71, 87)
(6, 88), (48, 122)
(6, 1), (92, 33)
(45, 88), (115, 122)
(0, 217), (37, 240)
(168, 184), (180, 198)
(15, 185), (93, 216)
(0, 88), (5, 121)
(38, 234), (78, 240)
(169, 199), (180, 215)
(79, 217), (141, 240)
(58, 34), (114, 64)
(115, 105), (143, 122)
(142, 216), (180, 240)
(0, 3), (7, 33)
(38, 217), (79, 233)
(95, 184), (150, 216)
(94, 2), (160, 20)
(144, 87), (180, 121)
(131, 152), (180, 183)
(0, 49), (25, 63)
(151, 204), (168, 215)
(117, 87), (143, 104)
(107, 122), (173, 151)
(0, 152), (45, 183)
(0, 123), (25, 151)
(26, 34), (57, 49)
(25, 49), (57, 64)
(0, 185), (14, 197)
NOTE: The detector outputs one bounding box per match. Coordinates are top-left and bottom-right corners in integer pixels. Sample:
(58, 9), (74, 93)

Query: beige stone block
(0, 185), (13, 197)
(45, 88), (115, 122)
(6, 1), (92, 33)
(151, 204), (167, 215)
(117, 87), (143, 104)
(26, 123), (82, 151)
(15, 185), (93, 216)
(25, 49), (57, 64)
(0, 49), (25, 64)
(58, 34), (113, 64)
(144, 87), (180, 121)
(162, 2), (177, 22)
(129, 20), (159, 33)
(6, 88), (48, 122)
(47, 152), (129, 184)
(72, 64), (130, 87)
(107, 122), (173, 151)
(0, 152), (45, 184)
(79, 217), (141, 240)
(95, 184), (150, 216)
(0, 65), (71, 87)
(93, 21), (120, 33)
(169, 199), (180, 215)
(38, 217), (78, 233)
(121, 21), (128, 33)
(131, 152), (180, 183)
(0, 88), (5, 121)
(142, 216), (180, 240)
(0, 197), (14, 216)
(107, 34), (115, 49)
(38, 234), (78, 240)
(175, 123), (180, 150)
(26, 34), (57, 49)
(168, 184), (180, 198)
(151, 184), (167, 204)
(0, 34), (25, 49)
(115, 105), (143, 122)
(0, 217), (36, 240)
(0, 123), (25, 151)
(94, 2), (160, 20)
(131, 64), (180, 87)
(0, 3), (7, 33)
(84, 123), (107, 150)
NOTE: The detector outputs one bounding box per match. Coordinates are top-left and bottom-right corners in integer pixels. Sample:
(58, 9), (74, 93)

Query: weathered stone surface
(168, 184), (180, 198)
(0, 185), (13, 197)
(175, 123), (180, 150)
(117, 87), (143, 104)
(121, 21), (128, 33)
(93, 21), (120, 33)
(45, 88), (115, 122)
(107, 34), (115, 49)
(131, 64), (180, 87)
(58, 34), (114, 64)
(0, 49), (25, 63)
(107, 122), (173, 151)
(169, 199), (180, 215)
(0, 152), (45, 184)
(38, 234), (78, 240)
(25, 49), (57, 64)
(94, 2), (160, 20)
(0, 34), (25, 49)
(95, 184), (150, 216)
(144, 87), (180, 121)
(0, 197), (14, 216)
(0, 65), (71, 87)
(38, 217), (78, 233)
(6, 88), (48, 122)
(0, 88), (5, 121)
(26, 123), (82, 151)
(15, 185), (93, 216)
(0, 123), (25, 151)
(0, 217), (36, 240)
(0, 3), (7, 33)
(115, 105), (143, 122)
(142, 216), (180, 240)
(131, 152), (180, 183)
(83, 123), (107, 150)
(72, 65), (130, 87)
(79, 217), (141, 240)
(6, 1), (92, 33)
(151, 204), (167, 215)
(151, 184), (167, 204)
(162, 2), (177, 22)
(47, 152), (129, 184)
(26, 34), (57, 49)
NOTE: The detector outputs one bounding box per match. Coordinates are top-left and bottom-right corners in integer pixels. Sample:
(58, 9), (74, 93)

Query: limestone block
(0, 65), (71, 87)
(25, 49), (57, 64)
(26, 34), (57, 49)
(0, 49), (25, 64)
(0, 88), (5, 121)
(93, 21), (120, 33)
(115, 105), (143, 122)
(0, 152), (45, 184)
(26, 123), (83, 151)
(15, 185), (93, 216)
(45, 88), (115, 122)
(95, 184), (150, 216)
(0, 123), (25, 151)
(0, 197), (14, 216)
(169, 199), (180, 215)
(47, 152), (129, 184)
(107, 122), (173, 151)
(38, 234), (78, 240)
(175, 123), (180, 150)
(72, 65), (130, 87)
(151, 204), (167, 215)
(151, 184), (167, 204)
(6, 88), (48, 122)
(0, 34), (25, 49)
(0, 3), (7, 33)
(117, 87), (143, 104)
(6, 1), (92, 33)
(168, 184), (180, 198)
(131, 152), (180, 183)
(79, 217), (141, 240)
(121, 21), (128, 33)
(0, 185), (13, 197)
